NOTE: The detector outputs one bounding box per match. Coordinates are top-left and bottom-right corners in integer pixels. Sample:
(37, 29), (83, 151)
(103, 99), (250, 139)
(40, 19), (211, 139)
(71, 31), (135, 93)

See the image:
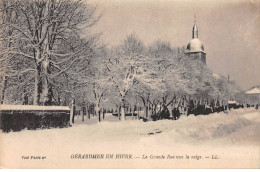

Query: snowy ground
(1, 108), (259, 168)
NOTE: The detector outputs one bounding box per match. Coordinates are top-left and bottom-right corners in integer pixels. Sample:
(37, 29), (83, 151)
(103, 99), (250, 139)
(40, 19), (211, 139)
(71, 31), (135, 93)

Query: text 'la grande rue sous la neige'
(70, 154), (219, 160)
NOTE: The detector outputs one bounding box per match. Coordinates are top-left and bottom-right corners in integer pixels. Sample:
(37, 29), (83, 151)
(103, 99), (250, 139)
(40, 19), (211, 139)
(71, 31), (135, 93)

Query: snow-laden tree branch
(0, 0), (102, 105)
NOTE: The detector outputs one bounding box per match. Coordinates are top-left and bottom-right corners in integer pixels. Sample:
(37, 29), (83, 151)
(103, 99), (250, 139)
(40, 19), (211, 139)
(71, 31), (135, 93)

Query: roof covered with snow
(186, 38), (205, 53)
(0, 105), (70, 111)
(228, 100), (237, 104)
(245, 87), (260, 94)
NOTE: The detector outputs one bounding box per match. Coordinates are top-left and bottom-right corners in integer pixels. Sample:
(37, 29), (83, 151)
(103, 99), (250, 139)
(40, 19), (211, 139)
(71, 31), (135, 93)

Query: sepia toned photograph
(0, 0), (259, 169)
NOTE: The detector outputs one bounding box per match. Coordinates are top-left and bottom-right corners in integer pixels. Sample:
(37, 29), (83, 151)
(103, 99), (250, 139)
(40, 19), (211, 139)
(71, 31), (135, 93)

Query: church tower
(185, 16), (206, 64)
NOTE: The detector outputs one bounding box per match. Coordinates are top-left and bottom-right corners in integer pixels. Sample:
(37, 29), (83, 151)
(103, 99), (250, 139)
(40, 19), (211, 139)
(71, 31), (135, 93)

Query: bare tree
(0, 0), (20, 104)
(0, 0), (101, 105)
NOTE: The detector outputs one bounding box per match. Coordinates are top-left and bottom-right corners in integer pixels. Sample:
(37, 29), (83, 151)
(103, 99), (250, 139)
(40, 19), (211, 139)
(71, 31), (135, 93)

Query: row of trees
(93, 34), (242, 120)
(0, 0), (242, 122)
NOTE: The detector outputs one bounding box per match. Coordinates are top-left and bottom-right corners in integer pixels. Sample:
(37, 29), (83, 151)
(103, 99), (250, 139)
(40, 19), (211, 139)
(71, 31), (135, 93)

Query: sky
(89, 0), (260, 90)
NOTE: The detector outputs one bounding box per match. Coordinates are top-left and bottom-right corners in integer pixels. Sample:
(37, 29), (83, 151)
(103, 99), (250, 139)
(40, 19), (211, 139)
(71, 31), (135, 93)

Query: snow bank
(0, 105), (70, 111)
(0, 108), (259, 168)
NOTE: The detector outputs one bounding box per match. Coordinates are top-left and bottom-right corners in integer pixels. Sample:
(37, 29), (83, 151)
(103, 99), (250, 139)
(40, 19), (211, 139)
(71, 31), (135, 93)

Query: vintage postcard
(0, 0), (259, 169)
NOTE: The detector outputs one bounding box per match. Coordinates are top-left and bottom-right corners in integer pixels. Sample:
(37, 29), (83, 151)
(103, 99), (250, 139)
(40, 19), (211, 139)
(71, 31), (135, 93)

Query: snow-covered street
(1, 108), (259, 168)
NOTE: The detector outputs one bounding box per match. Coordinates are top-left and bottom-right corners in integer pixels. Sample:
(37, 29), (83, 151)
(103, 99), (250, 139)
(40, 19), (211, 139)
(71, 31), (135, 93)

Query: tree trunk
(41, 58), (53, 105)
(168, 103), (173, 119)
(214, 99), (218, 107)
(137, 106), (140, 119)
(118, 106), (121, 120)
(95, 108), (99, 119)
(82, 106), (86, 122)
(72, 99), (76, 124)
(144, 106), (148, 119)
(33, 64), (42, 105)
(147, 106), (151, 120)
(194, 98), (198, 107)
(120, 106), (125, 121)
(87, 104), (90, 119)
(23, 92), (28, 105)
(158, 103), (161, 116)
(144, 101), (148, 119)
(70, 99), (75, 125)
(0, 75), (7, 104)
(95, 99), (100, 117)
(98, 110), (101, 122)
(1, 2), (16, 105)
(35, 0), (52, 106)
(57, 93), (61, 105)
(120, 96), (126, 121)
(103, 109), (105, 119)
(131, 105), (134, 120)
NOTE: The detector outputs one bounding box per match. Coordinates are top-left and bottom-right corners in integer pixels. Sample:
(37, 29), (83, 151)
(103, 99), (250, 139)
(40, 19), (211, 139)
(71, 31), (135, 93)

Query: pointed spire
(192, 14), (198, 39)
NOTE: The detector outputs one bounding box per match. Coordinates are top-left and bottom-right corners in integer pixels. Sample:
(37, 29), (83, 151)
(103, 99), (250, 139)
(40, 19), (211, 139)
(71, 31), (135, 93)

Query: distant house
(245, 86), (260, 104)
